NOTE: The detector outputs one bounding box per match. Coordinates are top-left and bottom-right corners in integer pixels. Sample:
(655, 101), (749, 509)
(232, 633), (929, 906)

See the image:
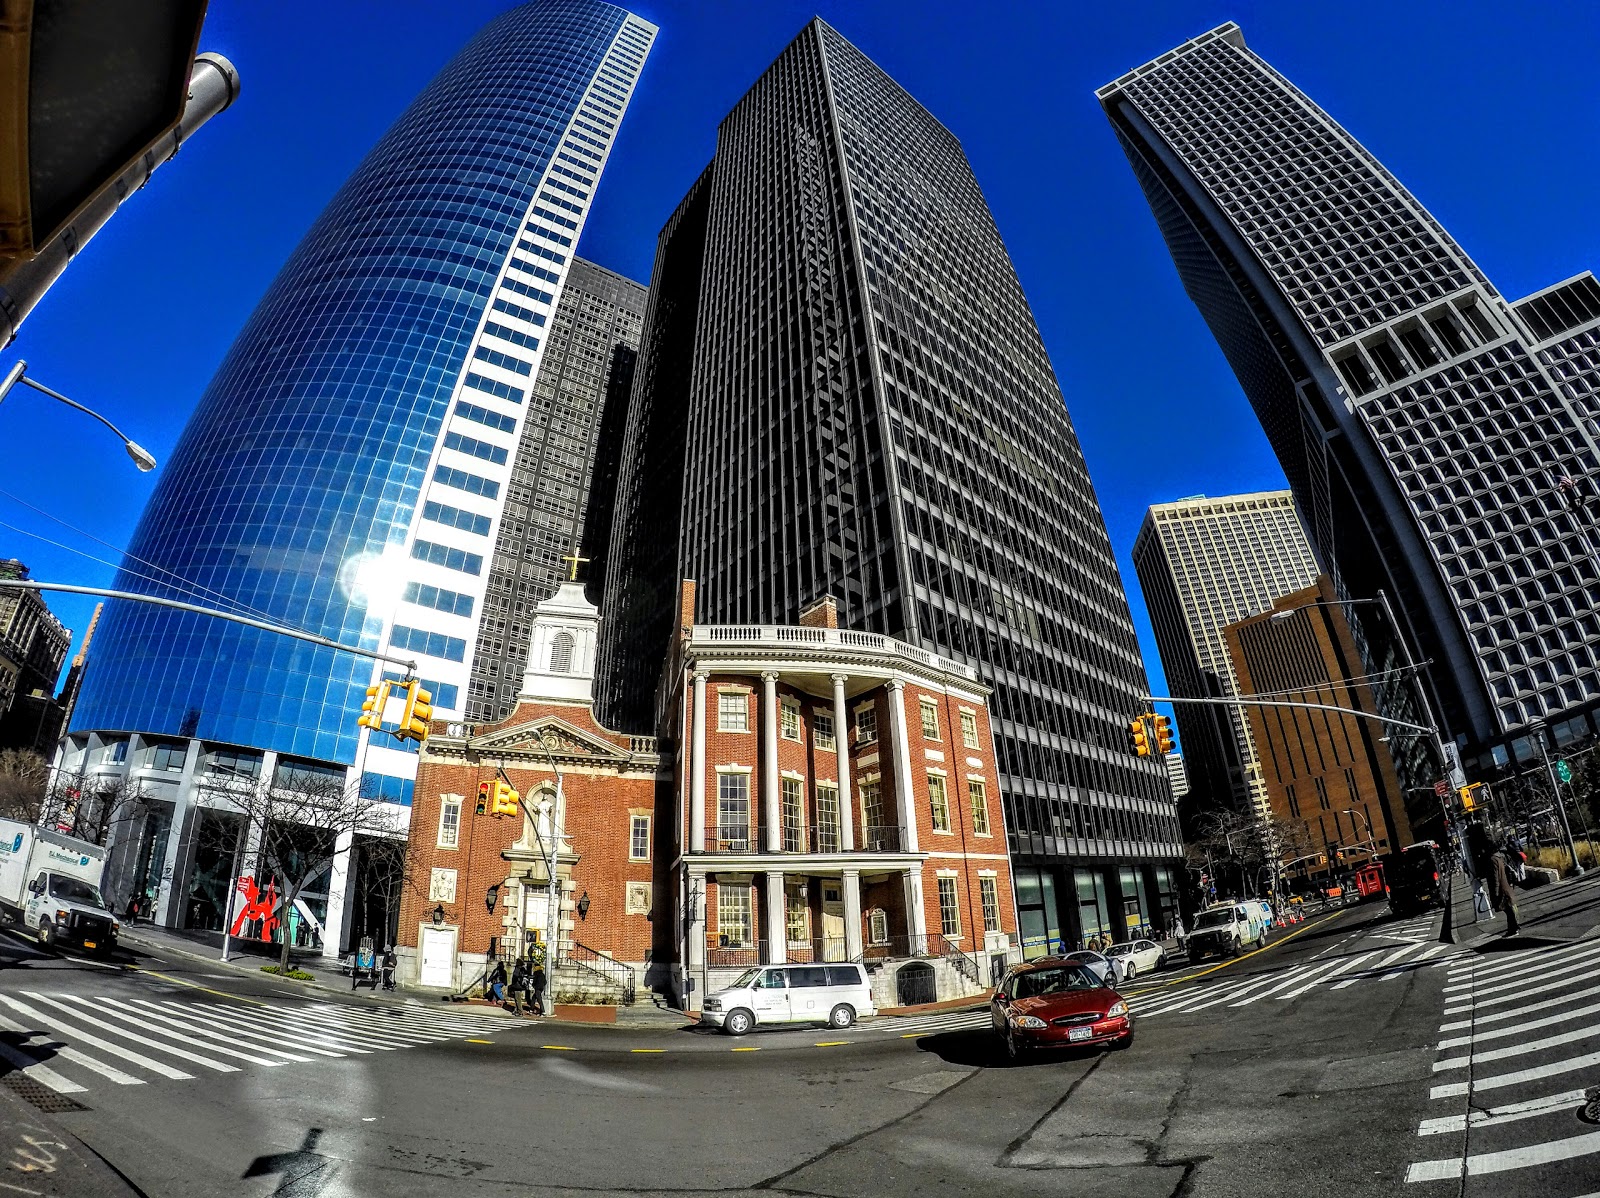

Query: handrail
(562, 940), (636, 1004)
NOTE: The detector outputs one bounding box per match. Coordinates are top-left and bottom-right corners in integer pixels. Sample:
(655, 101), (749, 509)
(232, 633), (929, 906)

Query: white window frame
(979, 875), (1001, 933)
(920, 699), (939, 740)
(629, 813), (651, 861)
(855, 705), (877, 744)
(437, 794), (463, 850)
(718, 883), (753, 947)
(968, 778), (991, 836)
(928, 773), (951, 833)
(936, 875), (960, 939)
(717, 770), (752, 846)
(867, 907), (890, 945)
(780, 701), (801, 742)
(960, 710), (979, 750)
(717, 690), (750, 733)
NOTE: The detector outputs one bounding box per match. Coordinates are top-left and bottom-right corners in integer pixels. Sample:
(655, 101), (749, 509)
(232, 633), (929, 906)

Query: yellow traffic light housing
(476, 780), (491, 816)
(1152, 714), (1175, 756)
(1128, 718), (1150, 758)
(398, 680), (433, 743)
(491, 780), (520, 818)
(1459, 782), (1483, 811)
(357, 680), (391, 732)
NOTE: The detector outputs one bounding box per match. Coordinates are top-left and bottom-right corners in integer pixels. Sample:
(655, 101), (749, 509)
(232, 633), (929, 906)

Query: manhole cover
(1580, 1086), (1600, 1126)
(2, 1074), (89, 1113)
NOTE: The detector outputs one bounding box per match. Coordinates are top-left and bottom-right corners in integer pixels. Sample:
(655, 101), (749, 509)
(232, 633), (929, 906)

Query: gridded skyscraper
(602, 19), (1183, 952)
(1101, 24), (1600, 775)
(466, 257), (645, 725)
(1132, 492), (1321, 822)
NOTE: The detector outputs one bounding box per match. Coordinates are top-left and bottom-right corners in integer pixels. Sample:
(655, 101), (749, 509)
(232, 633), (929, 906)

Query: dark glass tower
(601, 20), (1182, 948)
(466, 257), (645, 724)
(1101, 25), (1600, 787)
(72, 2), (656, 766)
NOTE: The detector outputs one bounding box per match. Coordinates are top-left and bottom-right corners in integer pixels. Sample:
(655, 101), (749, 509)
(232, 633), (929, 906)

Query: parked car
(991, 958), (1133, 1060)
(1382, 843), (1444, 917)
(1063, 949), (1118, 985)
(700, 962), (875, 1035)
(1105, 939), (1165, 979)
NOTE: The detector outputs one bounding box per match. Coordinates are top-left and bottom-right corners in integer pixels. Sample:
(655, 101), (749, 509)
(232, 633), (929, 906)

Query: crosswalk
(1372, 915), (1440, 944)
(0, 991), (518, 1098)
(1406, 937), (1600, 1187)
(873, 1008), (993, 1037)
(1127, 939), (1467, 1018)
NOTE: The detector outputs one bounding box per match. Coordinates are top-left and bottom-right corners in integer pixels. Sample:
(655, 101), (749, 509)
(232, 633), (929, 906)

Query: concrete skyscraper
(603, 19), (1182, 955)
(1102, 24), (1600, 780)
(62, 1), (656, 946)
(1132, 492), (1320, 822)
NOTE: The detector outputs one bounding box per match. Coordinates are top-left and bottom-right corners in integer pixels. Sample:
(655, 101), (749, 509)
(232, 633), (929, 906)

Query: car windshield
(48, 876), (105, 907)
(1106, 943), (1133, 956)
(1012, 966), (1100, 997)
(729, 967), (764, 989)
(1194, 911), (1234, 929)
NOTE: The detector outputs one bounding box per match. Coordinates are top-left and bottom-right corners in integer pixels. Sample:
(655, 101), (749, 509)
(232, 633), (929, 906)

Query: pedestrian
(1172, 916), (1186, 957)
(1503, 832), (1527, 883)
(1488, 847), (1521, 937)
(510, 955), (531, 1015)
(381, 945), (397, 991)
(530, 960), (548, 1016)
(123, 894), (140, 924)
(486, 959), (508, 1004)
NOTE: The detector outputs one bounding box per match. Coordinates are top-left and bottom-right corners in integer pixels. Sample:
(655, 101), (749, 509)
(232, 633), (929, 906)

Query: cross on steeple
(560, 548), (590, 582)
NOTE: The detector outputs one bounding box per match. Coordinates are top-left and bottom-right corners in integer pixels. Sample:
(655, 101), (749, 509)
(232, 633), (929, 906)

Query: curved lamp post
(0, 359), (157, 471)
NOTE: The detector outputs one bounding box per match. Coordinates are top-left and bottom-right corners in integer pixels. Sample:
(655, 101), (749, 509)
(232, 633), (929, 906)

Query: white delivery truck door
(0, 818), (37, 907)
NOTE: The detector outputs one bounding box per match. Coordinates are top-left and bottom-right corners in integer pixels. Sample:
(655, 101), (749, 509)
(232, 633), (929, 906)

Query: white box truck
(0, 817), (119, 953)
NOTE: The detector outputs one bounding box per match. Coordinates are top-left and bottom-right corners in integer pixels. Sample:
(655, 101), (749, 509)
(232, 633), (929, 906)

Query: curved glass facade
(73, 0), (637, 763)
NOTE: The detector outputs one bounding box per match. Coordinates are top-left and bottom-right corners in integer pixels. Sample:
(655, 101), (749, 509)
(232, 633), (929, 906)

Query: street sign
(1557, 760), (1574, 784)
(1434, 779), (1451, 798)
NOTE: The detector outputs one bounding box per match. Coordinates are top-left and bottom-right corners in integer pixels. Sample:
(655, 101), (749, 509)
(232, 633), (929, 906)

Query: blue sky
(4, 0), (1596, 709)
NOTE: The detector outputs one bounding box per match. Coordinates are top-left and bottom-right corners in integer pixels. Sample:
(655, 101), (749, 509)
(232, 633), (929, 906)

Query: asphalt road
(2, 880), (1597, 1197)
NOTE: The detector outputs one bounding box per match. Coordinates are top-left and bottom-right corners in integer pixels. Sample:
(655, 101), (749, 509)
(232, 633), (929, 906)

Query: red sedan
(991, 958), (1133, 1061)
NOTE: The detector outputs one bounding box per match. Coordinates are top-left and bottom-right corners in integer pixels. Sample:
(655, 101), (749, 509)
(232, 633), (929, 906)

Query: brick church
(397, 580), (1019, 1011)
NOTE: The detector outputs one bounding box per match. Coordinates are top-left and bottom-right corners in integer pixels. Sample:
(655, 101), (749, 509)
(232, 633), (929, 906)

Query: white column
(764, 870), (786, 965)
(762, 671), (781, 852)
(154, 738), (205, 926)
(904, 869), (928, 944)
(321, 827), (356, 959)
(842, 869), (863, 961)
(886, 679), (919, 852)
(690, 670), (708, 854)
(832, 673), (854, 852)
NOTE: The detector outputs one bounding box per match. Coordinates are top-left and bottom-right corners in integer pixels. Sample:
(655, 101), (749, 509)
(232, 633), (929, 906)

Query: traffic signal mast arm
(1142, 693), (1436, 735)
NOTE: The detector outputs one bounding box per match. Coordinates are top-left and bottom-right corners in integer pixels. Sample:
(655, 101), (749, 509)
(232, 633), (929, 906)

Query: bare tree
(46, 769), (153, 849)
(352, 833), (419, 951)
(0, 748), (49, 822)
(210, 769), (397, 976)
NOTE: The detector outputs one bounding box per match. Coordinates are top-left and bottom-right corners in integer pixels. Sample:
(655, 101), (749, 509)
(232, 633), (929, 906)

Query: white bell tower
(520, 580), (600, 707)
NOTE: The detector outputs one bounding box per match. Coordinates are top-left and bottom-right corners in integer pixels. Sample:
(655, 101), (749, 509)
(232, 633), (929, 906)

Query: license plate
(1068, 1026), (1092, 1042)
(82, 941), (96, 949)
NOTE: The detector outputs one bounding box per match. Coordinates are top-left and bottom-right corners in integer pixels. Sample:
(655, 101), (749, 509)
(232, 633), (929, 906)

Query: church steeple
(519, 580), (600, 707)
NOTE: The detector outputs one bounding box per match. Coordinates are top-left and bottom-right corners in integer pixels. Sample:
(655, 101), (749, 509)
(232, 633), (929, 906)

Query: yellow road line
(126, 967), (267, 1007)
(731, 1046), (760, 1052)
(901, 1032), (927, 1038)
(540, 1044), (576, 1051)
(630, 1048), (666, 1054)
(1122, 911), (1346, 998)
(815, 1041), (847, 1047)
(466, 1038), (493, 1044)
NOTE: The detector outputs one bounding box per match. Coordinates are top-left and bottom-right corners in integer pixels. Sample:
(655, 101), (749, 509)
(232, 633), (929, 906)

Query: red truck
(1352, 862), (1387, 902)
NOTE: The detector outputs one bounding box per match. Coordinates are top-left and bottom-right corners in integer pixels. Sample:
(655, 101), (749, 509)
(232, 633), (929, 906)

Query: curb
(0, 1082), (144, 1197)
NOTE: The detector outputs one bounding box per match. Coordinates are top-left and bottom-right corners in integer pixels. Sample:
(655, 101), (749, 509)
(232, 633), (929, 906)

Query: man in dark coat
(510, 957), (531, 1015)
(1488, 849), (1521, 936)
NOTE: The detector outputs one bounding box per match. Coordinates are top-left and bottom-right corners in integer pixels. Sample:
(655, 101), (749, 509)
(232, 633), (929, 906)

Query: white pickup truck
(0, 818), (120, 953)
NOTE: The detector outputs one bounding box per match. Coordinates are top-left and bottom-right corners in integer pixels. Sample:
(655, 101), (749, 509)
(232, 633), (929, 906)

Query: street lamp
(1530, 721), (1585, 878)
(0, 359), (157, 471)
(431, 904), (445, 927)
(1340, 807), (1375, 853)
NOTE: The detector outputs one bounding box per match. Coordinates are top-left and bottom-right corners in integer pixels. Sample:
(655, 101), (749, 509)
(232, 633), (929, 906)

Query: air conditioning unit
(720, 839), (749, 852)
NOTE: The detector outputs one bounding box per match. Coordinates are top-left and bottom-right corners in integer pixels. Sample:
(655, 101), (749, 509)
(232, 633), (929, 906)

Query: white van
(700, 962), (875, 1035)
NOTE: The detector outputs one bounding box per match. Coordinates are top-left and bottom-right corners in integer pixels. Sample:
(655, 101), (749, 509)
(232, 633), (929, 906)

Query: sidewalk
(0, 1081), (140, 1196)
(1445, 865), (1600, 947)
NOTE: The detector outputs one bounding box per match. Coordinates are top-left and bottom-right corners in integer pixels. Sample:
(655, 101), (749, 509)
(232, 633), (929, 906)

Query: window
(438, 796), (462, 849)
(786, 884), (809, 945)
(815, 783), (840, 853)
(717, 773), (750, 845)
(453, 400), (516, 434)
(937, 877), (961, 938)
(960, 711), (979, 749)
(149, 744), (186, 772)
(968, 779), (991, 835)
(443, 430), (508, 465)
(814, 711), (835, 751)
(549, 631), (575, 673)
(980, 877), (1001, 933)
(629, 814), (650, 861)
(106, 739), (128, 764)
(462, 372), (524, 405)
(625, 882), (651, 915)
(868, 908), (889, 945)
(206, 749), (261, 779)
(433, 463), (500, 499)
(404, 581), (474, 617)
(361, 772), (414, 805)
(856, 706), (877, 744)
(860, 778), (887, 842)
(717, 884), (752, 947)
(411, 539), (483, 576)
(781, 778), (804, 852)
(718, 690), (749, 732)
(278, 758), (345, 789)
(422, 500), (491, 537)
(483, 321), (540, 353)
(492, 297), (547, 326)
(928, 774), (951, 832)
(390, 624), (467, 663)
(780, 702), (801, 742)
(428, 867), (457, 903)
(920, 700), (939, 739)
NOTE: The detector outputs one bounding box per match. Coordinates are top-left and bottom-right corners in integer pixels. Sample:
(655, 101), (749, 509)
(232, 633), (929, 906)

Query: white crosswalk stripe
(0, 992), (522, 1096)
(1406, 937), (1600, 1184)
(875, 1009), (991, 1036)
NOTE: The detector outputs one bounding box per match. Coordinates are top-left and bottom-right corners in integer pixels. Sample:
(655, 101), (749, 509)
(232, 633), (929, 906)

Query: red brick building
(398, 581), (1018, 1009)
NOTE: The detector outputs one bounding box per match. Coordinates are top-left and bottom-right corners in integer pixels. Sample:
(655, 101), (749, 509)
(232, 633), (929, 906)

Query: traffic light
(397, 680), (433, 743)
(1458, 782), (1483, 811)
(1128, 718), (1150, 757)
(1152, 714), (1175, 756)
(357, 680), (391, 732)
(491, 780), (520, 818)
(476, 780), (491, 816)
(1317, 853), (1327, 866)
(1335, 849), (1345, 864)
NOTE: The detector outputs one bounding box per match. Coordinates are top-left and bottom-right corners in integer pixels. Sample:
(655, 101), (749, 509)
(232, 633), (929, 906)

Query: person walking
(381, 945), (397, 992)
(530, 960), (548, 1017)
(486, 959), (508, 1005)
(1488, 847), (1522, 937)
(1171, 916), (1186, 959)
(510, 956), (531, 1016)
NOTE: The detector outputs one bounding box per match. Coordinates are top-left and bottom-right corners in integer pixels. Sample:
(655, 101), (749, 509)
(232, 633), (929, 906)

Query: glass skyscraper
(62, 1), (656, 943)
(601, 20), (1183, 954)
(1101, 24), (1600, 787)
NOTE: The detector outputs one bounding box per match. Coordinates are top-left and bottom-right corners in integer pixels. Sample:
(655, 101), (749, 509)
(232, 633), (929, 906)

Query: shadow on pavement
(0, 1026), (63, 1082)
(911, 1027), (1115, 1070)
(1472, 935), (1568, 953)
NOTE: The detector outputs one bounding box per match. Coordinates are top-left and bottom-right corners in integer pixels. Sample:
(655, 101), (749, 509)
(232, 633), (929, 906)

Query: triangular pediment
(471, 715), (630, 765)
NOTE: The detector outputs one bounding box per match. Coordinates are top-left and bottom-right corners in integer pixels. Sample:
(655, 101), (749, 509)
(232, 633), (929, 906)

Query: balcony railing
(785, 936), (850, 963)
(859, 825), (901, 852)
(703, 824), (903, 854)
(690, 623), (979, 682)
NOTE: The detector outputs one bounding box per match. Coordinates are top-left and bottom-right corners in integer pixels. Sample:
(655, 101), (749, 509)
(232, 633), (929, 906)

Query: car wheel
(1004, 1028), (1027, 1062)
(1228, 937), (1240, 958)
(828, 1003), (855, 1029)
(1257, 932), (1267, 949)
(36, 919), (54, 947)
(1113, 1030), (1135, 1051)
(723, 1008), (754, 1036)
(1124, 962), (1137, 980)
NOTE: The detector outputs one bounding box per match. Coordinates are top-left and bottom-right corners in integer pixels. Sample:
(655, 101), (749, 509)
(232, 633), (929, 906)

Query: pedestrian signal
(476, 780), (491, 816)
(357, 680), (391, 732)
(1152, 714), (1175, 756)
(1459, 782), (1483, 811)
(491, 780), (520, 817)
(1557, 760), (1573, 784)
(1128, 718), (1150, 758)
(398, 680), (433, 743)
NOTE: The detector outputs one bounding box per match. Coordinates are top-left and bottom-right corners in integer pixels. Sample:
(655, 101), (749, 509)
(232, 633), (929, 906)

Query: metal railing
(707, 941), (763, 968)
(701, 824), (904, 854)
(859, 825), (902, 852)
(690, 624), (979, 682)
(784, 936), (851, 963)
(861, 933), (982, 984)
(560, 941), (636, 1005)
